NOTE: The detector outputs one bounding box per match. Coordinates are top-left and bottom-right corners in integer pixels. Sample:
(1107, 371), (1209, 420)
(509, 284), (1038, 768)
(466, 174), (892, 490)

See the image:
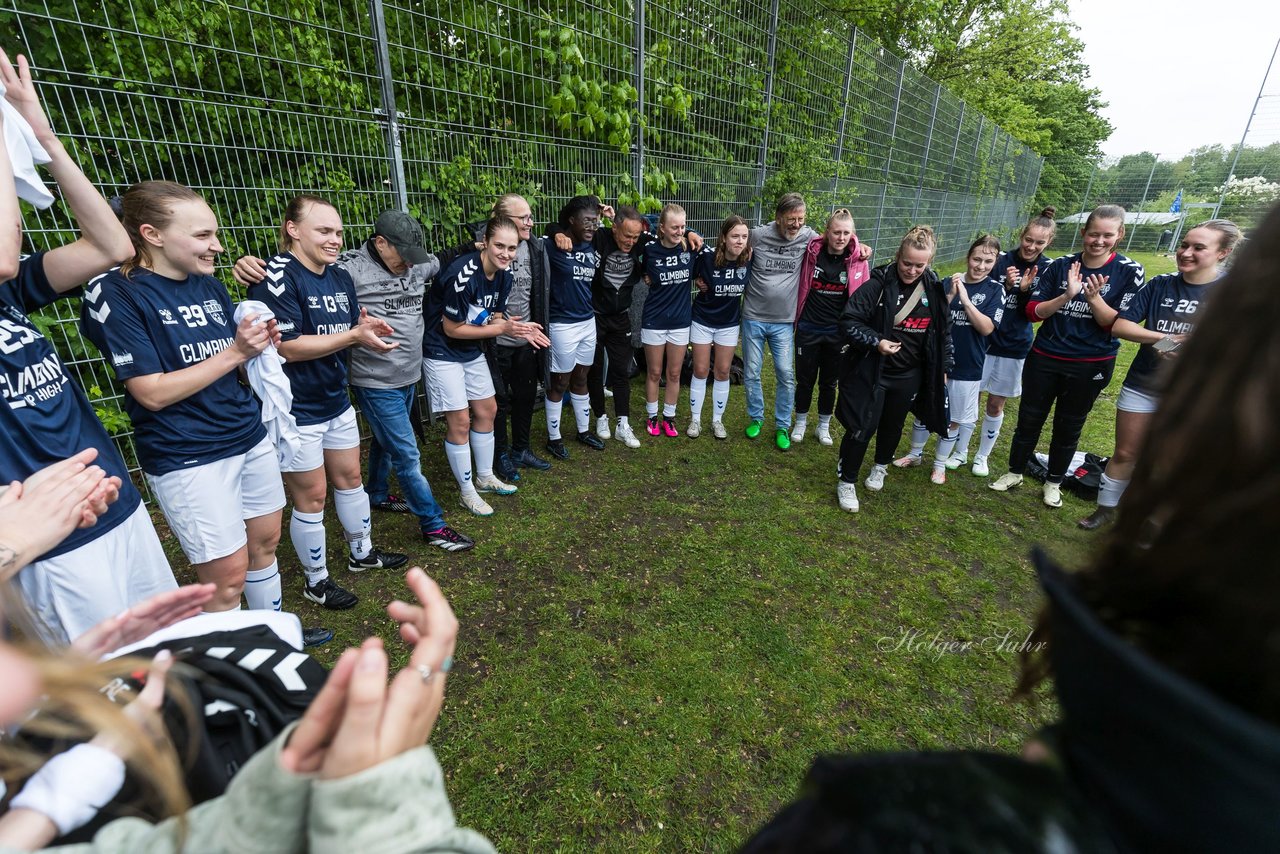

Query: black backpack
(1063, 453), (1110, 501)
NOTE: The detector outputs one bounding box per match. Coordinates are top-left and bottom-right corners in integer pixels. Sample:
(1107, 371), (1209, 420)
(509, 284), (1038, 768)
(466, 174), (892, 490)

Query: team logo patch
(839, 272), (848, 284)
(972, 293), (986, 306)
(112, 352), (134, 366)
(203, 299), (226, 325)
(307, 295), (321, 309)
(737, 267), (747, 279)
(1161, 297), (1175, 308)
(335, 292), (350, 312)
(159, 308), (178, 325)
(680, 252), (691, 264)
(1099, 284), (1111, 297)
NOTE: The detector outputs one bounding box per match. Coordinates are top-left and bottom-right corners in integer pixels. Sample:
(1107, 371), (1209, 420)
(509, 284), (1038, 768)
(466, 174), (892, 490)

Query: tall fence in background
(6, 0), (1041, 477)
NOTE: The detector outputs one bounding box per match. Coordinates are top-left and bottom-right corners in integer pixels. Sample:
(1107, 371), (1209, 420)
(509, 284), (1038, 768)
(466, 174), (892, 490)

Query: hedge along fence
(5, 0), (1041, 482)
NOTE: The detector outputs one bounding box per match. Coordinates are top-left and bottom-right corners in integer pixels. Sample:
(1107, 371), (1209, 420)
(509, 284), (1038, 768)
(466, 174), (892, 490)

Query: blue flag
(1170, 189), (1183, 213)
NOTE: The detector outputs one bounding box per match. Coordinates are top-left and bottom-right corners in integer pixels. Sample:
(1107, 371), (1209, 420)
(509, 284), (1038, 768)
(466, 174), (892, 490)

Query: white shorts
(948, 379), (982, 424)
(423, 356), (495, 412)
(283, 406), (360, 473)
(690, 321), (739, 348)
(1116, 384), (1160, 414)
(14, 503), (178, 646)
(146, 436), (286, 564)
(641, 327), (692, 347)
(980, 355), (1024, 398)
(549, 319), (597, 373)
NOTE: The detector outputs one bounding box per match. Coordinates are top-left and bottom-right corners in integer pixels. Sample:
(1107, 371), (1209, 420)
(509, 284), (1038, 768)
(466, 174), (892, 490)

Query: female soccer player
(791, 208), (870, 446)
(1078, 219), (1239, 529)
(972, 208), (1056, 476)
(834, 226), (952, 512)
(422, 216), (549, 516)
(248, 196), (407, 611)
(688, 214), (751, 439)
(640, 204), (696, 437)
(990, 204), (1145, 508)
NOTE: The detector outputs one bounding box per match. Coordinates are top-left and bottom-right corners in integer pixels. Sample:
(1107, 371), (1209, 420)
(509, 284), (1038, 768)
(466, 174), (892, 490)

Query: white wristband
(10, 743), (127, 835)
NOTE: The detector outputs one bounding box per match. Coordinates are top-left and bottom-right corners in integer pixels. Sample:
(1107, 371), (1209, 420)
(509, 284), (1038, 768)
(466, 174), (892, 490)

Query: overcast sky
(1069, 0), (1279, 160)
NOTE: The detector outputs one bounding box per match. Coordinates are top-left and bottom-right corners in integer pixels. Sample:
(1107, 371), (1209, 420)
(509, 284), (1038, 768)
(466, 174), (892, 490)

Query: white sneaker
(944, 454), (966, 471)
(711, 421), (727, 440)
(460, 492), (494, 516)
(816, 423), (833, 445)
(687, 420), (702, 438)
(930, 466), (946, 485)
(892, 454), (922, 468)
(475, 475), (518, 495)
(864, 464), (887, 492)
(989, 472), (1024, 492)
(837, 481), (859, 513)
(971, 456), (990, 477)
(614, 420), (641, 448)
(790, 421), (807, 443)
(1043, 482), (1063, 508)
(596, 415), (611, 440)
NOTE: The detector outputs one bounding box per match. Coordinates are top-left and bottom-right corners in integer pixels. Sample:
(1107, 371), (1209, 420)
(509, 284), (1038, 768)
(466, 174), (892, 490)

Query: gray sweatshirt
(340, 242), (439, 389)
(742, 223), (817, 323)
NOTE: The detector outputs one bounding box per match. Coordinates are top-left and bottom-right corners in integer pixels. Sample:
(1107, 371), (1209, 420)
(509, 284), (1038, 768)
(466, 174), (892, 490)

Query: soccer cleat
(476, 474), (518, 495)
(1043, 481), (1063, 508)
(712, 420), (728, 440)
(1078, 506), (1117, 531)
(494, 452), (521, 484)
(864, 464), (887, 492)
(545, 439), (570, 461)
(304, 578), (358, 610)
(971, 456), (990, 477)
(576, 431), (605, 450)
(596, 415), (611, 440)
(790, 421), (806, 443)
(302, 627), (334, 648)
(989, 472), (1024, 492)
(775, 429), (790, 451)
(423, 525), (476, 552)
(615, 420), (641, 448)
(662, 417), (679, 438)
(646, 416), (661, 436)
(892, 454), (922, 468)
(837, 480), (860, 513)
(816, 423), (833, 446)
(511, 448), (551, 471)
(348, 547), (409, 572)
(930, 467), (947, 485)
(686, 420), (702, 438)
(944, 454), (967, 471)
(460, 492), (495, 516)
(371, 494), (410, 513)
(745, 420), (763, 439)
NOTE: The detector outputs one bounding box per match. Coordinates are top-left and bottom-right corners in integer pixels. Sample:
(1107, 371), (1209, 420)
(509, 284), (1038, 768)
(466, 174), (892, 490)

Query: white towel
(0, 79), (54, 209)
(234, 300), (304, 470)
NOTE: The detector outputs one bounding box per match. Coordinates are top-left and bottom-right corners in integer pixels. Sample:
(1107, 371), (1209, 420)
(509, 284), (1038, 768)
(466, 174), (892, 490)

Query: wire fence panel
(5, 0), (1042, 486)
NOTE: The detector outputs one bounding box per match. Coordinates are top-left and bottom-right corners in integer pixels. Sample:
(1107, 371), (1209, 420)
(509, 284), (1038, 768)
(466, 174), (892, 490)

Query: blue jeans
(352, 384), (446, 531)
(742, 319), (795, 429)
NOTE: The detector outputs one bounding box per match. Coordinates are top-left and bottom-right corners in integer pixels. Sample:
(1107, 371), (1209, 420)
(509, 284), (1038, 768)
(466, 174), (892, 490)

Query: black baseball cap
(374, 210), (430, 265)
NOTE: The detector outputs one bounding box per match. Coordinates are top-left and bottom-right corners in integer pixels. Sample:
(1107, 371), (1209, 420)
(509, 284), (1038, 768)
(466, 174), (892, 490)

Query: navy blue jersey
(0, 254), (141, 559)
(247, 253), (359, 425)
(422, 252), (511, 363)
(640, 240), (695, 330)
(1119, 272), (1221, 394)
(692, 249), (750, 328)
(947, 277), (1005, 381)
(987, 250), (1050, 359)
(544, 238), (599, 324)
(80, 269), (266, 475)
(1030, 253), (1144, 360)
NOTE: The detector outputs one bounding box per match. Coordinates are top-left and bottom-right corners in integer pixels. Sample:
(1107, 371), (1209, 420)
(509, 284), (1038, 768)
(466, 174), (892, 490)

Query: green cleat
(775, 429), (791, 451)
(745, 420), (763, 439)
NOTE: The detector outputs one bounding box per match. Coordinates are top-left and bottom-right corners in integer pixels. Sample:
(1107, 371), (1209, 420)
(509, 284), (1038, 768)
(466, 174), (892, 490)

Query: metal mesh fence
(6, 0), (1042, 482)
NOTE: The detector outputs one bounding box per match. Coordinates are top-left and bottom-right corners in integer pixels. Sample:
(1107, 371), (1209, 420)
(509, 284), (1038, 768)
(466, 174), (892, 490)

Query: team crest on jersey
(839, 272), (848, 284)
(1161, 297), (1175, 308)
(1099, 284), (1111, 297)
(159, 308), (178, 325)
(737, 267), (748, 279)
(972, 293), (986, 306)
(202, 300), (226, 325)
(307, 295), (321, 309)
(680, 252), (691, 264)
(335, 292), (350, 312)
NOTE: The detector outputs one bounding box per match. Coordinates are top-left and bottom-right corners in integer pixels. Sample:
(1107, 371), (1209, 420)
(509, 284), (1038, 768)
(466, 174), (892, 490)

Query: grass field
(159, 250), (1176, 852)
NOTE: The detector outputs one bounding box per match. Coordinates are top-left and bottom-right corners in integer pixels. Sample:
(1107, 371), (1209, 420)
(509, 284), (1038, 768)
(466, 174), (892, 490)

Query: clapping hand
(354, 307), (397, 352)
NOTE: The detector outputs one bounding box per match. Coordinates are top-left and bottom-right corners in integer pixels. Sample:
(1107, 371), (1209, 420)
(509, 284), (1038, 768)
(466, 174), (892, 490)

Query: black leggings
(1008, 350), (1114, 482)
(795, 330), (841, 416)
(838, 372), (921, 482)
(587, 312), (633, 419)
(492, 343), (539, 453)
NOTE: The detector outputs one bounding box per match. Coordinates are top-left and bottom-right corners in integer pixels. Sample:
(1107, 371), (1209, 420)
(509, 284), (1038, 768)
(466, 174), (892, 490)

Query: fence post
(1124, 152), (1159, 253)
(369, 0), (408, 212)
(873, 58), (906, 242)
(633, 0), (645, 202)
(911, 82), (941, 223)
(753, 0), (781, 224)
(991, 134), (1011, 233)
(1069, 163), (1096, 252)
(831, 25), (858, 205)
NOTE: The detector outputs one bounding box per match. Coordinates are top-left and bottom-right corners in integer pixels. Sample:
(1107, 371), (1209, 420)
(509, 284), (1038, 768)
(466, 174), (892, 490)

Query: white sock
(935, 429), (959, 465)
(1098, 473), (1129, 508)
(570, 392), (592, 435)
(712, 380), (730, 423)
(794, 412), (808, 431)
(646, 399), (659, 418)
(908, 420), (928, 457)
(334, 486), (372, 560)
(445, 440), (478, 497)
(617, 415), (630, 427)
(290, 509), (328, 586)
(818, 413), (832, 431)
(244, 561), (282, 611)
(545, 396), (564, 440)
(689, 376), (707, 422)
(662, 402), (677, 418)
(471, 429), (495, 480)
(954, 421), (976, 459)
(977, 412), (1004, 459)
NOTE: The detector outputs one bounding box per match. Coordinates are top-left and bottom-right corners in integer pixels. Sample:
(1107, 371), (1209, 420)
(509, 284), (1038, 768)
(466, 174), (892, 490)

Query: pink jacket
(795, 233), (871, 323)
